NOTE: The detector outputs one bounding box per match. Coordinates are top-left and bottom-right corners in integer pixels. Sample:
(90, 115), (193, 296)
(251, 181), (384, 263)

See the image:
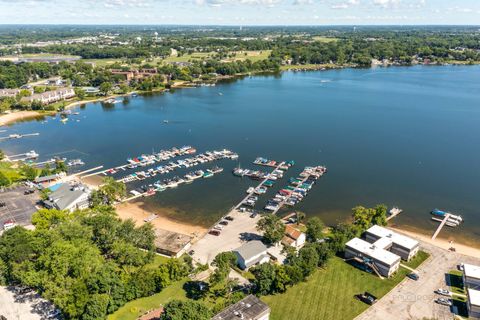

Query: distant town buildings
(110, 68), (158, 82)
(234, 240), (269, 270)
(23, 88), (75, 105)
(212, 295), (270, 320)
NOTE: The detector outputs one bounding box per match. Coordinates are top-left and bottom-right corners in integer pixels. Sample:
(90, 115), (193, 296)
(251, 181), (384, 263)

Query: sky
(0, 0), (480, 25)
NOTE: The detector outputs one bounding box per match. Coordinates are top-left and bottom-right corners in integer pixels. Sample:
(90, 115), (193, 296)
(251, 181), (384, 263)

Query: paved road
(0, 286), (57, 320)
(355, 238), (480, 320)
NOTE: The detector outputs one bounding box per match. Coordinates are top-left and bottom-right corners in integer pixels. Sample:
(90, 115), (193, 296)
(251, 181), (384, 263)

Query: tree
(372, 204), (388, 226)
(21, 165), (38, 181)
(161, 300), (212, 320)
(0, 149), (4, 160)
(0, 171), (11, 187)
(295, 211), (306, 225)
(31, 209), (67, 230)
(210, 251), (237, 285)
(99, 82), (113, 95)
(306, 217), (325, 242)
(54, 159), (68, 173)
(250, 263), (277, 295)
(82, 293), (109, 320)
(74, 87), (86, 100)
(257, 214), (285, 245)
(98, 177), (126, 204)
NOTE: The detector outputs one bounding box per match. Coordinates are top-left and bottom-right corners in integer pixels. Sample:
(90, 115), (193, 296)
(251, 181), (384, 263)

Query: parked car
(434, 298), (452, 306)
(435, 288), (451, 296)
(407, 272), (419, 281)
(457, 263), (465, 271)
(24, 189), (34, 195)
(224, 216), (234, 221)
(3, 220), (16, 231)
(219, 220), (229, 226)
(0, 202), (6, 207)
(208, 230), (220, 236)
(355, 292), (378, 305)
(250, 212), (258, 218)
(188, 250), (195, 256)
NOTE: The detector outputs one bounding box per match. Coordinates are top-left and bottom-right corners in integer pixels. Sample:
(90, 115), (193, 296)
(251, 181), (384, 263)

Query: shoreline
(115, 201), (208, 240)
(0, 110), (45, 126)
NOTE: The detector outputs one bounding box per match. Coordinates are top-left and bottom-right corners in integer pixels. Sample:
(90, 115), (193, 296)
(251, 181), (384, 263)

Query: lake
(3, 65), (480, 245)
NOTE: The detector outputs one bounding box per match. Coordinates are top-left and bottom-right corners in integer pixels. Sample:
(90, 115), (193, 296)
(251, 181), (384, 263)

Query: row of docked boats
(253, 157), (295, 170)
(103, 146), (197, 175)
(431, 208), (463, 227)
(119, 150), (236, 183)
(264, 166), (327, 212)
(67, 159), (85, 167)
(129, 166), (223, 196)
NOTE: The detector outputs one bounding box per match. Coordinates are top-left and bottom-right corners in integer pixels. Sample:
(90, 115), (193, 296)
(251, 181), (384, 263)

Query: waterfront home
(23, 88), (75, 105)
(82, 86), (100, 95)
(365, 225), (420, 261)
(467, 288), (480, 319)
(110, 68), (159, 82)
(43, 183), (91, 212)
(153, 228), (192, 258)
(34, 172), (66, 186)
(0, 88), (21, 98)
(281, 224), (306, 249)
(463, 263), (480, 289)
(345, 237), (401, 278)
(212, 295), (270, 320)
(234, 240), (269, 270)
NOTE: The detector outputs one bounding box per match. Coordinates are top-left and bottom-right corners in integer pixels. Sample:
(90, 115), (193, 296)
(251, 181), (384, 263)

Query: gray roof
(154, 228), (192, 256)
(212, 295), (270, 320)
(35, 174), (62, 183)
(43, 183), (89, 211)
(234, 240), (268, 260)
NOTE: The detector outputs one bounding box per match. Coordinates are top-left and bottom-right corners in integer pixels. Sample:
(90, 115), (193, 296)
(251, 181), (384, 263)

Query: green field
(107, 280), (187, 320)
(262, 252), (429, 320)
(312, 36), (338, 43)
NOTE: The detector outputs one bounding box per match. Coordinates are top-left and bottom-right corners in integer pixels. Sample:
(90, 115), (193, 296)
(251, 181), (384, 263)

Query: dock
(431, 213), (451, 240)
(0, 133), (39, 141)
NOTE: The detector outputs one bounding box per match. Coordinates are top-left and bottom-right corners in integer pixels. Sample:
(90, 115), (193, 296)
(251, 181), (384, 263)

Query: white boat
(247, 187), (255, 194)
(389, 207), (403, 216)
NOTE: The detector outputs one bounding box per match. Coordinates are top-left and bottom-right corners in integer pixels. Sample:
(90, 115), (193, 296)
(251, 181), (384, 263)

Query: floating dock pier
(431, 213), (451, 240)
(0, 133), (39, 141)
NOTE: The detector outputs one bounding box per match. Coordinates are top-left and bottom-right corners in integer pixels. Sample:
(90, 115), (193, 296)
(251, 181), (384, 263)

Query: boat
(233, 167), (246, 177)
(67, 159), (85, 166)
(210, 166), (223, 174)
(431, 217), (460, 227)
(431, 208), (463, 222)
(60, 118), (68, 123)
(203, 171), (214, 178)
(247, 187), (255, 194)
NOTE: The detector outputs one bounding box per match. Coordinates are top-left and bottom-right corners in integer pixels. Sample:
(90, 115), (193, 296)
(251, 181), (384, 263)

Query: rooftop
(346, 237), (400, 266)
(234, 240), (268, 260)
(43, 183), (89, 211)
(285, 224), (304, 240)
(154, 228), (192, 255)
(366, 225), (419, 250)
(464, 263), (480, 280)
(468, 288), (480, 307)
(212, 295), (270, 320)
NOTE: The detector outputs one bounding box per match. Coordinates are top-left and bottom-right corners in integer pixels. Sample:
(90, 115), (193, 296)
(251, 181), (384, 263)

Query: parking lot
(191, 208), (262, 265)
(355, 237), (480, 320)
(0, 185), (40, 230)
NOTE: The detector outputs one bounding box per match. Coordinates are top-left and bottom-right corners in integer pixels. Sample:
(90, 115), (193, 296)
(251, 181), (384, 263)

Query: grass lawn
(223, 50), (272, 62)
(312, 36), (338, 43)
(262, 251), (429, 320)
(162, 52), (214, 63)
(81, 58), (124, 67)
(447, 270), (465, 295)
(107, 280), (187, 320)
(0, 162), (23, 183)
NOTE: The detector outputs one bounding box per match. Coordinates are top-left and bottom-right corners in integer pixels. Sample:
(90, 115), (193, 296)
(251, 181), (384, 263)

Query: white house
(464, 264), (480, 289)
(365, 225), (420, 261)
(43, 183), (91, 212)
(234, 240), (269, 270)
(467, 288), (480, 319)
(282, 225), (306, 249)
(24, 88), (75, 105)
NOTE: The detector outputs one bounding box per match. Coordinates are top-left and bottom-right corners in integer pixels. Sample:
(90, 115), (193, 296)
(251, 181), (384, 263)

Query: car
(208, 230), (220, 236)
(0, 202), (6, 207)
(24, 189), (34, 195)
(250, 212), (258, 218)
(457, 263), (464, 271)
(224, 216), (234, 221)
(434, 298), (452, 306)
(435, 288), (451, 296)
(355, 292), (378, 305)
(219, 220), (228, 226)
(3, 220), (16, 231)
(407, 272), (419, 281)
(188, 250), (195, 256)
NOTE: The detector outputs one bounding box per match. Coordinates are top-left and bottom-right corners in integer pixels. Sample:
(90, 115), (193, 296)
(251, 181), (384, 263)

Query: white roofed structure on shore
(464, 263), (480, 290)
(365, 225), (420, 261)
(467, 288), (480, 319)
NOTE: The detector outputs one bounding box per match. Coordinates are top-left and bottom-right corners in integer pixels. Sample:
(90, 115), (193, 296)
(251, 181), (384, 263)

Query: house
(0, 88), (20, 98)
(23, 88), (75, 105)
(467, 288), (480, 319)
(110, 69), (159, 82)
(212, 295), (270, 320)
(34, 172), (66, 186)
(153, 228), (192, 258)
(365, 225), (420, 261)
(463, 264), (480, 289)
(281, 225), (306, 249)
(233, 240), (269, 270)
(82, 87), (100, 94)
(345, 237), (401, 278)
(43, 183), (91, 212)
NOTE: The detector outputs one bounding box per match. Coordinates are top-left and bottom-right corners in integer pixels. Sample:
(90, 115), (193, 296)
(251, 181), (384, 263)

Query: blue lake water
(3, 65), (480, 244)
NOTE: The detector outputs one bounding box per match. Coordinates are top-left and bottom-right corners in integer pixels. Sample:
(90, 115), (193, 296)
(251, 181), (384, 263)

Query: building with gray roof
(212, 295), (270, 320)
(233, 240), (269, 270)
(43, 183), (90, 212)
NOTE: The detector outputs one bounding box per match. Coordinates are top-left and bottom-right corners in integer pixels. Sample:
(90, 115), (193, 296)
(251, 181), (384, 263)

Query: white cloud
(372, 0), (400, 8)
(331, 0), (360, 10)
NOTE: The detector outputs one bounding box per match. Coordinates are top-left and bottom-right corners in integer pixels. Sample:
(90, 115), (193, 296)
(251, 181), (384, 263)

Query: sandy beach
(390, 226), (480, 259)
(115, 201), (207, 239)
(0, 110), (42, 126)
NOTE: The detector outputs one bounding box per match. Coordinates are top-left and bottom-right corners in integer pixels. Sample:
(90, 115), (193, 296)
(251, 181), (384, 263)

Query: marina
(0, 132), (39, 141)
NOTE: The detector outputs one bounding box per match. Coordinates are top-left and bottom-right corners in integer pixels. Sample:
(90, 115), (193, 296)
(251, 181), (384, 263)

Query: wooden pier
(270, 174), (309, 215)
(431, 213), (451, 240)
(234, 162), (286, 210)
(0, 133), (39, 141)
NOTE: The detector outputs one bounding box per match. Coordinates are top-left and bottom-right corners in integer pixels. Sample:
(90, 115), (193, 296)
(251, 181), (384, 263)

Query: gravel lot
(0, 185), (39, 230)
(355, 237), (480, 320)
